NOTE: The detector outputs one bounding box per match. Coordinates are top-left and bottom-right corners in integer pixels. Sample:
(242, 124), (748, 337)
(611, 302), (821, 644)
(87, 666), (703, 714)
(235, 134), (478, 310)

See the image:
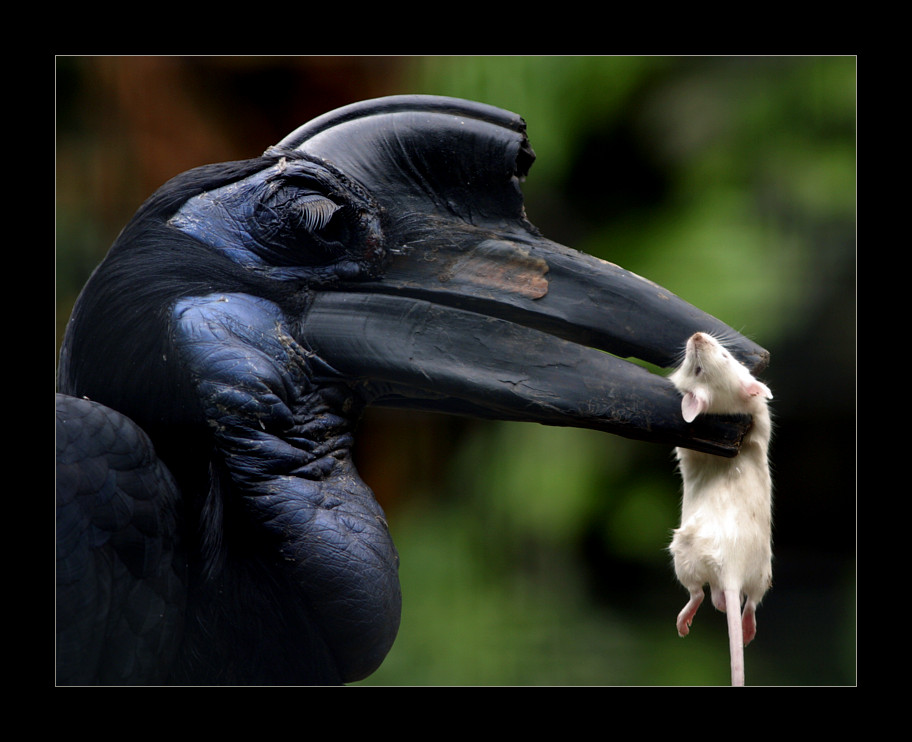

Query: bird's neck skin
(171, 292), (401, 683)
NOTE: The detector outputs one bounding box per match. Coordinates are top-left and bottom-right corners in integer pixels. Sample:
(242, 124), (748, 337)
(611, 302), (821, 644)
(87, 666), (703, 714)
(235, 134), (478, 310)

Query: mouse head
(670, 332), (773, 423)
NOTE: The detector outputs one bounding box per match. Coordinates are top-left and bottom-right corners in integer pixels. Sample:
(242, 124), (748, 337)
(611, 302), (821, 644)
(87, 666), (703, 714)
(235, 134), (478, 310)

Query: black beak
(278, 96), (768, 456)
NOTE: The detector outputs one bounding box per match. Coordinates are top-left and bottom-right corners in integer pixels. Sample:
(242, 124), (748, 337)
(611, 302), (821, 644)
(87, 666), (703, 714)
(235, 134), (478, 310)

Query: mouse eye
(694, 366), (703, 376)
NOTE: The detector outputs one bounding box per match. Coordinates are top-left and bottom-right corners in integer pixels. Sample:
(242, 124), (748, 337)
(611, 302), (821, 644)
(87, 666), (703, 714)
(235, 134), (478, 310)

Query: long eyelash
(298, 194), (340, 232)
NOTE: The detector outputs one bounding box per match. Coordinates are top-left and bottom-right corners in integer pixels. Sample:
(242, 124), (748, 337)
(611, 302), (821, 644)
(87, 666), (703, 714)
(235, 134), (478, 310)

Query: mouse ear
(740, 379), (773, 401)
(681, 389), (708, 423)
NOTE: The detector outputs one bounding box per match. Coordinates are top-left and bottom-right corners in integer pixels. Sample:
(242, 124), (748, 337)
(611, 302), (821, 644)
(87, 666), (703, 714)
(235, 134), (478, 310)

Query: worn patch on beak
(436, 239), (549, 300)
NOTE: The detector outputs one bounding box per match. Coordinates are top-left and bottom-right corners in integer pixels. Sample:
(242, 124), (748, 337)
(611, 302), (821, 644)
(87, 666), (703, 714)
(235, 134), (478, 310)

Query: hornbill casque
(56, 95), (768, 685)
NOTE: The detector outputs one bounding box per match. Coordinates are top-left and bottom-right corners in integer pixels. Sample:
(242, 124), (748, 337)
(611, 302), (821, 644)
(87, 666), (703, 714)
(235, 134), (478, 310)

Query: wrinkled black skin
(57, 96), (767, 686)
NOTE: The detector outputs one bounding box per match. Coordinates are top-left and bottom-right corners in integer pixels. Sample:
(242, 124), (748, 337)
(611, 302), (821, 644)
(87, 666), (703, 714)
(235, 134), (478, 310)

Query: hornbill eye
(168, 154), (385, 281)
(252, 185), (344, 266)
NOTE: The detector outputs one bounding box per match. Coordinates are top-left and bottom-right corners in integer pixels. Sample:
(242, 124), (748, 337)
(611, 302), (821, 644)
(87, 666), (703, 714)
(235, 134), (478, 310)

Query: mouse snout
(689, 332), (710, 350)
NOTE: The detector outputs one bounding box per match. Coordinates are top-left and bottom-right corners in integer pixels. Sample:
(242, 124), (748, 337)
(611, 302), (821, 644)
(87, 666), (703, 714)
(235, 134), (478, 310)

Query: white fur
(668, 332), (773, 686)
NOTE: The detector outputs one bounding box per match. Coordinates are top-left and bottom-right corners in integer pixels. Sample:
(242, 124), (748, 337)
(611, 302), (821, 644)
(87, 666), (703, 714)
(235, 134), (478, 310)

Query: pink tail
(724, 588), (745, 686)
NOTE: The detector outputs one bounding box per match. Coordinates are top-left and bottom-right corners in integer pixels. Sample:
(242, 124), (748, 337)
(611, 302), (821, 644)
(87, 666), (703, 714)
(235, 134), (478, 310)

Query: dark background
(56, 56), (856, 686)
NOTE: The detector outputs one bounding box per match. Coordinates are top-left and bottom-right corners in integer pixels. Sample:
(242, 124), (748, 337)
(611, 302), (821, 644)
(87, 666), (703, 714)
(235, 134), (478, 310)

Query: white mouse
(667, 331), (773, 686)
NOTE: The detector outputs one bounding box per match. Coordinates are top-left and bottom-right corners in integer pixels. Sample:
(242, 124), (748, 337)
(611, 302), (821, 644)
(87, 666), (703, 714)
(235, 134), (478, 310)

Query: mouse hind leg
(742, 599), (758, 645)
(676, 589), (704, 637)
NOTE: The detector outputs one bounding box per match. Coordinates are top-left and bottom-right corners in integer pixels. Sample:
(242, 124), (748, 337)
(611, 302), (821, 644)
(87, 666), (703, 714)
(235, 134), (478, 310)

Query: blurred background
(55, 56), (856, 686)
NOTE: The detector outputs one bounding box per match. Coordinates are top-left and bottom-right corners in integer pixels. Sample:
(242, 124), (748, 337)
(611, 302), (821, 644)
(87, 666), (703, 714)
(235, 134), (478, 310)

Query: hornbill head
(58, 95), (768, 684)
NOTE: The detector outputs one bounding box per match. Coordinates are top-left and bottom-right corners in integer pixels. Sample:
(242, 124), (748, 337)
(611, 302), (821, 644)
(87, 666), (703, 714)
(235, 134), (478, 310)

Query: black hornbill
(56, 95), (768, 685)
